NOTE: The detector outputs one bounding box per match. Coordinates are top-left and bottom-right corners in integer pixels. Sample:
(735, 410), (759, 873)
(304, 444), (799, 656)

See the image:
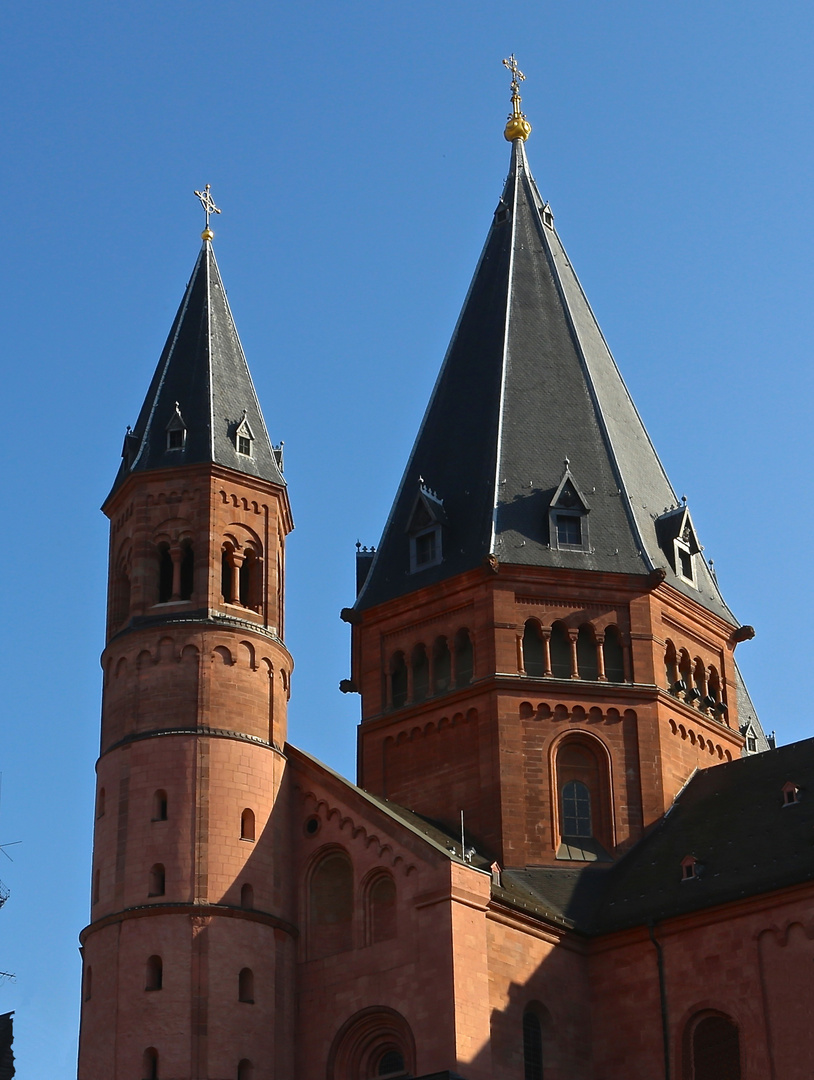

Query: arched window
(604, 626), (625, 683)
(665, 640), (678, 689)
(179, 541), (194, 601)
(97, 787), (106, 818)
(238, 967), (254, 1004)
(148, 864), (165, 896)
(84, 965), (92, 1001)
(239, 549), (261, 610)
(561, 780), (591, 837)
(691, 658), (706, 703)
(412, 644), (429, 702)
(679, 650), (692, 692)
(221, 547), (234, 603)
(241, 808), (255, 841)
(576, 625), (598, 680)
(143, 1047), (159, 1080)
(454, 628), (473, 685)
(522, 1010), (543, 1080)
(523, 621), (544, 677)
(368, 875), (397, 944)
(158, 544), (173, 603)
(145, 955), (163, 991)
(556, 738), (611, 850)
(237, 1060), (254, 1080)
(432, 637), (451, 694)
(688, 1012), (741, 1080)
(390, 652), (407, 709)
(377, 1049), (407, 1076)
(152, 789), (168, 821)
(240, 882), (254, 909)
(309, 851), (354, 959)
(550, 623), (571, 679)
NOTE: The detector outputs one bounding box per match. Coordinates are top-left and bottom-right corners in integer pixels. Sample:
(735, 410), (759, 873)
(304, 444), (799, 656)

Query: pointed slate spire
(356, 138), (733, 622)
(109, 238), (284, 497)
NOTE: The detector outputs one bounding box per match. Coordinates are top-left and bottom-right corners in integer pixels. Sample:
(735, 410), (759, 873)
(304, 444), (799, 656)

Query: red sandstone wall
(588, 890), (814, 1079)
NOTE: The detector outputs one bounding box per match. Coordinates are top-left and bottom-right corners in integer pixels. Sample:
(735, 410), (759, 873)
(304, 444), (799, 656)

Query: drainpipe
(648, 921), (671, 1080)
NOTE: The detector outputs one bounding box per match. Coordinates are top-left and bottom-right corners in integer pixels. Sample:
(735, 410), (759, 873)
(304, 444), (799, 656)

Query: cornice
(79, 900), (298, 945)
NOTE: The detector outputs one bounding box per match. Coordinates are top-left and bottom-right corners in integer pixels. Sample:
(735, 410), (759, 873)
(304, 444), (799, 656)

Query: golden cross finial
(502, 54), (525, 95)
(194, 184), (221, 240)
(502, 54), (532, 142)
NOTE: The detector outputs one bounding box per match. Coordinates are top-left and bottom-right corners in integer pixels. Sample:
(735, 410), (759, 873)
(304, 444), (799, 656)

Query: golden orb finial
(194, 184), (221, 241)
(502, 55), (532, 142)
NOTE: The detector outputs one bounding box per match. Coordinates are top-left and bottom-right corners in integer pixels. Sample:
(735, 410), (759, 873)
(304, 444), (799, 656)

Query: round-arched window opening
(304, 816), (320, 837)
(376, 1048), (406, 1077)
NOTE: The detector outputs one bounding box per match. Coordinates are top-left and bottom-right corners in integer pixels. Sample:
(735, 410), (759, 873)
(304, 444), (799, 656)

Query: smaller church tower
(78, 193), (296, 1080)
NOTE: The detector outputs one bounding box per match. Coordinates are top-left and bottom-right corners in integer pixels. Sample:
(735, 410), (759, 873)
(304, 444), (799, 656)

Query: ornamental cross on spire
(194, 184), (221, 237)
(502, 54), (532, 141)
(502, 54), (525, 95)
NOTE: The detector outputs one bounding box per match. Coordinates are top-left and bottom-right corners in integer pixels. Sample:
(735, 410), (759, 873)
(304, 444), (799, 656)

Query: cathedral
(77, 69), (814, 1080)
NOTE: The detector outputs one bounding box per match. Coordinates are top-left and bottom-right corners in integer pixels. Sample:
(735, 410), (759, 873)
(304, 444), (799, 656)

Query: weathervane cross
(194, 184), (222, 231)
(502, 54), (525, 93)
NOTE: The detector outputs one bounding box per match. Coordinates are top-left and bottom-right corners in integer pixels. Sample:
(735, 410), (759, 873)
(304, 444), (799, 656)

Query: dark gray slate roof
(108, 241), (284, 499)
(356, 140), (733, 622)
(494, 736), (814, 935)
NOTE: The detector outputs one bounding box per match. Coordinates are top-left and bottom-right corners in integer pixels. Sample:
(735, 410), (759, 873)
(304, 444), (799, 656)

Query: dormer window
(407, 481), (447, 573)
(549, 464), (590, 552)
(655, 503), (701, 587)
(675, 539), (695, 585)
(166, 403), (186, 451)
(741, 723), (758, 753)
(556, 514), (582, 548)
(413, 527), (439, 568)
(681, 855), (701, 881)
(782, 781), (800, 806)
(234, 410), (255, 457)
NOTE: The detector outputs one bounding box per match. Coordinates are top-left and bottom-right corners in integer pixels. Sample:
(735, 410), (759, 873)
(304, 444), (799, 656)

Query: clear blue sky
(1, 1), (812, 1074)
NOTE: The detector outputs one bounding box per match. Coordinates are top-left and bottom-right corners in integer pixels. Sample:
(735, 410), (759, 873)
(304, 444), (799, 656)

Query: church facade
(77, 84), (814, 1080)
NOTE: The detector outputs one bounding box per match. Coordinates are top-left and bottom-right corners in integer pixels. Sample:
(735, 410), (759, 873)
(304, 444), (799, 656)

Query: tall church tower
(347, 64), (762, 868)
(78, 201), (295, 1079)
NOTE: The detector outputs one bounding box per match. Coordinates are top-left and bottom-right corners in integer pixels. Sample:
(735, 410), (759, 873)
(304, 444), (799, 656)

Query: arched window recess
(156, 535), (194, 604)
(548, 463), (590, 552)
(406, 480), (446, 573)
(555, 736), (613, 862)
(221, 533), (263, 611)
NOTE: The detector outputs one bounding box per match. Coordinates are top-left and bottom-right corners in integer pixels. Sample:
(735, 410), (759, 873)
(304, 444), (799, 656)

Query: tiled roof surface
(356, 140), (733, 623)
(494, 736), (814, 935)
(108, 242), (283, 499)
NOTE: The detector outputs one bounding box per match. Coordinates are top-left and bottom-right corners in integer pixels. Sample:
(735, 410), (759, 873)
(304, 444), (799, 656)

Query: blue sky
(1, 1), (812, 1074)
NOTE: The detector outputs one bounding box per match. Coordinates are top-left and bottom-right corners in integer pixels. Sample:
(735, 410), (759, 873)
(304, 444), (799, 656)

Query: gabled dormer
(234, 409), (255, 458)
(655, 502), (701, 586)
(406, 482), (447, 573)
(165, 402), (187, 451)
(548, 463), (591, 552)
